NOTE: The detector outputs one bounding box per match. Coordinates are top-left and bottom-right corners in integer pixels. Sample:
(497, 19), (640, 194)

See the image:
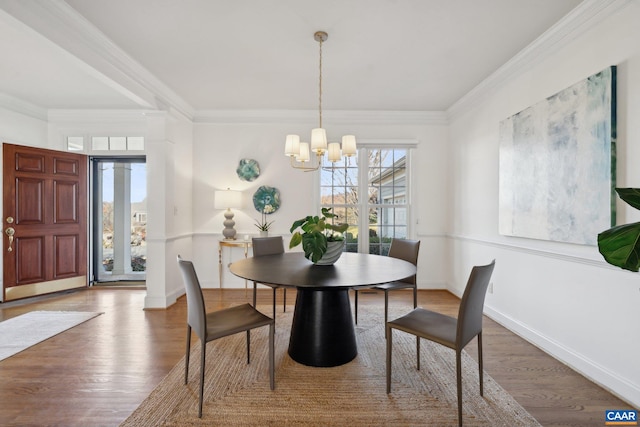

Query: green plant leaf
(616, 188), (640, 211)
(302, 232), (328, 262)
(290, 216), (312, 233)
(326, 223), (349, 233)
(321, 207), (338, 219)
(597, 222), (640, 272)
(289, 231), (303, 249)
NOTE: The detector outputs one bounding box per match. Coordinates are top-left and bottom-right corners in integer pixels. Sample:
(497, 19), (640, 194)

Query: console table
(218, 239), (251, 288)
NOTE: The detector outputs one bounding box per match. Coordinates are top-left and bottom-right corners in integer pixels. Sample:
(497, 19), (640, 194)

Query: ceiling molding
(447, 0), (631, 120)
(0, 0), (195, 119)
(193, 109), (448, 126)
(0, 92), (47, 121)
(47, 109), (149, 124)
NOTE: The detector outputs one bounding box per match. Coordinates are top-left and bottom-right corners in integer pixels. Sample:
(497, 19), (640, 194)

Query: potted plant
(597, 188), (640, 272)
(255, 204), (275, 237)
(289, 207), (349, 264)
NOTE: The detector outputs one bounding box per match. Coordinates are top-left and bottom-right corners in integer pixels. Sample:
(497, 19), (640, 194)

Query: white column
(112, 163), (132, 275)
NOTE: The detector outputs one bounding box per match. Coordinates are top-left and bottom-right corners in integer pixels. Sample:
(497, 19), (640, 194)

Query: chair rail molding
(448, 233), (616, 269)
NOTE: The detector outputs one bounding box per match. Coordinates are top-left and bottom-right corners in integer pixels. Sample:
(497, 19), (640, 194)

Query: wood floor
(0, 287), (632, 426)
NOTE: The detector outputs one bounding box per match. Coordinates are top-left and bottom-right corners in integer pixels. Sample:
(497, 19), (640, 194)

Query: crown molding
(193, 109), (448, 126)
(447, 0), (632, 120)
(0, 92), (47, 121)
(47, 109), (149, 124)
(0, 0), (195, 120)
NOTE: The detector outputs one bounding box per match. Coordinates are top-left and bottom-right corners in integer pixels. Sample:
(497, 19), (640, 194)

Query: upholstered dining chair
(252, 236), (287, 317)
(386, 260), (495, 427)
(354, 238), (420, 329)
(177, 255), (275, 418)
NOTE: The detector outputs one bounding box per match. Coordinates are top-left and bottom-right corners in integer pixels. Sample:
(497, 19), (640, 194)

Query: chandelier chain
(318, 36), (323, 129)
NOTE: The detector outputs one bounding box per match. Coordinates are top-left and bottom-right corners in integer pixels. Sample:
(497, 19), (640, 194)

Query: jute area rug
(122, 306), (540, 426)
(0, 310), (102, 362)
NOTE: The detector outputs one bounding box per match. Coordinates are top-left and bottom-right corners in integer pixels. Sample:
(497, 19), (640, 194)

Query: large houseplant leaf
(616, 188), (640, 210)
(597, 222), (640, 272)
(302, 232), (328, 263)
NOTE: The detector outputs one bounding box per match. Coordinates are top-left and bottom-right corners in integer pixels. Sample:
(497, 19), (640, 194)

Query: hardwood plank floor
(0, 287), (632, 426)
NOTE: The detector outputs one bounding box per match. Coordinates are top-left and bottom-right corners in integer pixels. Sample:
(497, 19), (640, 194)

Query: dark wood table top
(229, 252), (416, 290)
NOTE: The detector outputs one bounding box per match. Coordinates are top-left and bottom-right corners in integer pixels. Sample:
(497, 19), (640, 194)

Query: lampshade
(341, 135), (357, 157)
(214, 189), (242, 209)
(311, 128), (328, 153)
(297, 143), (311, 162)
(284, 134), (300, 157)
(328, 142), (341, 162)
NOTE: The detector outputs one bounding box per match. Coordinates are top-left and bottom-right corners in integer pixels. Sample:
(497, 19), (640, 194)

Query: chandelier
(284, 31), (357, 171)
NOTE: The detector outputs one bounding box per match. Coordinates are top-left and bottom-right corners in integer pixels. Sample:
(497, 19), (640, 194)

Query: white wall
(191, 113), (449, 289)
(144, 111), (194, 308)
(447, 2), (640, 407)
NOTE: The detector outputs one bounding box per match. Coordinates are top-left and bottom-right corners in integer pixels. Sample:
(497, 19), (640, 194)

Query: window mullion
(358, 148), (369, 253)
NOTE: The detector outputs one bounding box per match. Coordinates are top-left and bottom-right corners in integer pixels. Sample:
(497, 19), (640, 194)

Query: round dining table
(229, 252), (416, 367)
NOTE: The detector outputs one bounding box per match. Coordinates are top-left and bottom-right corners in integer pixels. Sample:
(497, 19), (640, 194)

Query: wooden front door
(2, 143), (88, 301)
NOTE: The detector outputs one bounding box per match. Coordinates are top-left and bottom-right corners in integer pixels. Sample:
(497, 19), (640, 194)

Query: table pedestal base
(288, 288), (357, 367)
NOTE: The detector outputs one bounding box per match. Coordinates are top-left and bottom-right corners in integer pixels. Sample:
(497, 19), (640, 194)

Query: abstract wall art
(499, 66), (616, 245)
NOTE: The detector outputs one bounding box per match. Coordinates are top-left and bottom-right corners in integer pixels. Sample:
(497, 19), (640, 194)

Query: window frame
(318, 141), (417, 255)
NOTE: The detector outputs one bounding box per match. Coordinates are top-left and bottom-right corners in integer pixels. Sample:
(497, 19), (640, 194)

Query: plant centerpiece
(255, 204), (275, 236)
(289, 207), (349, 264)
(597, 188), (640, 272)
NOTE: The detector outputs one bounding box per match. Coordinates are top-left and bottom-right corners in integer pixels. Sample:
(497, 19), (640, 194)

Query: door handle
(5, 227), (15, 252)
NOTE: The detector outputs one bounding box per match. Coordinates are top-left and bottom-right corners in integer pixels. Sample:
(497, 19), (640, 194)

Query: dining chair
(252, 236), (287, 317)
(354, 238), (420, 329)
(177, 255), (275, 418)
(386, 259), (495, 427)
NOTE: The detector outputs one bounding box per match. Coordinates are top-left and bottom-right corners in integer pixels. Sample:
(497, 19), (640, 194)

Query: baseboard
(144, 287), (183, 309)
(484, 304), (640, 408)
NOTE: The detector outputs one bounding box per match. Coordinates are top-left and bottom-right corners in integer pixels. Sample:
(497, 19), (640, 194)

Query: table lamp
(214, 188), (242, 240)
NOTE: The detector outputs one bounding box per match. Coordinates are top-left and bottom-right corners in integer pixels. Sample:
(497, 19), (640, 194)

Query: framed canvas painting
(499, 66), (616, 245)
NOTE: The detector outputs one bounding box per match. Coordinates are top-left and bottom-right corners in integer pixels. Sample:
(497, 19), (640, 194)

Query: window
(320, 146), (411, 255)
(65, 136), (145, 152)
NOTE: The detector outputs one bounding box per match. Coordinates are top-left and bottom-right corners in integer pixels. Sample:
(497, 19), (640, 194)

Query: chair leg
(283, 288), (287, 312)
(413, 285), (417, 309)
(384, 290), (389, 339)
(456, 350), (462, 427)
(246, 330), (251, 364)
(386, 325), (393, 393)
(184, 325), (192, 384)
(354, 290), (359, 324)
(199, 339), (206, 418)
(478, 332), (483, 396)
(413, 285), (419, 367)
(272, 288), (276, 319)
(269, 323), (275, 390)
(253, 282), (257, 307)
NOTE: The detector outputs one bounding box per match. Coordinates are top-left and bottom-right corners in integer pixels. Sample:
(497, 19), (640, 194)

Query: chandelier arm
(289, 155), (322, 171)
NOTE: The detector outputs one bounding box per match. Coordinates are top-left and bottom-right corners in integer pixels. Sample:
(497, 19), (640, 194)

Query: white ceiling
(0, 0), (585, 117)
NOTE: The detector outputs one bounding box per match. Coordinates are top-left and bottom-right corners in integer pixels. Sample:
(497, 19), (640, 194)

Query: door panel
(54, 234), (79, 277)
(16, 178), (45, 223)
(54, 181), (79, 223)
(16, 237), (44, 282)
(3, 143), (88, 301)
